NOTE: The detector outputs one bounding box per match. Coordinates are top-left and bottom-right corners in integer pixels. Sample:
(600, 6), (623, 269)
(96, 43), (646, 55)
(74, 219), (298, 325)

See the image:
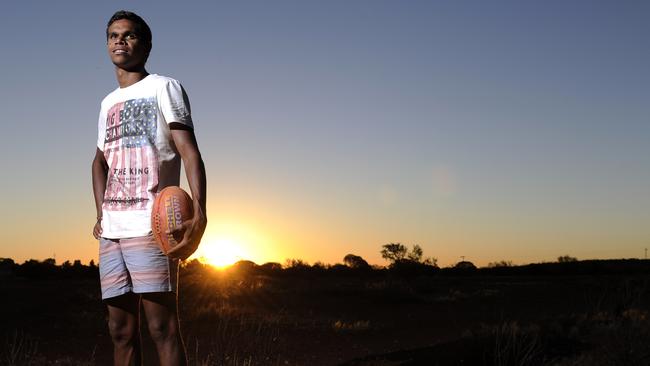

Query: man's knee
(142, 292), (180, 343)
(108, 318), (138, 347)
(105, 293), (140, 347)
(147, 317), (179, 343)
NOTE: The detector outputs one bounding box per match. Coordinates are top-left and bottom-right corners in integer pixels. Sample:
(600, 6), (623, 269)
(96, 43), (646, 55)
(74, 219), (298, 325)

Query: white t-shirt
(97, 74), (193, 239)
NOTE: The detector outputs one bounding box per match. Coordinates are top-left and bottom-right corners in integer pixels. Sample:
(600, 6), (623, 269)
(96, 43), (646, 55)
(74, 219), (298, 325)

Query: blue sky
(1, 0), (648, 266)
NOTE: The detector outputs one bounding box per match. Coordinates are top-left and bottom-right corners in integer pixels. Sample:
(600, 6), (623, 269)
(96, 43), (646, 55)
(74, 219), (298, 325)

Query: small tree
(423, 257), (438, 267)
(381, 243), (437, 268)
(407, 245), (423, 262)
(381, 243), (408, 264)
(488, 260), (513, 268)
(455, 261), (477, 270)
(558, 255), (578, 263)
(284, 258), (309, 269)
(311, 261), (329, 271)
(343, 254), (370, 270)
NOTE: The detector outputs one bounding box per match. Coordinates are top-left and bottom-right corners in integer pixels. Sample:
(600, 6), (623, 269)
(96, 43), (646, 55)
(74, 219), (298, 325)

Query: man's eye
(126, 34), (137, 40)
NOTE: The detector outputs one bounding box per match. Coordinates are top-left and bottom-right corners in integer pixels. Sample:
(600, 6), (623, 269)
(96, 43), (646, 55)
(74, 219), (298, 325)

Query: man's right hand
(92, 147), (108, 240)
(93, 219), (103, 239)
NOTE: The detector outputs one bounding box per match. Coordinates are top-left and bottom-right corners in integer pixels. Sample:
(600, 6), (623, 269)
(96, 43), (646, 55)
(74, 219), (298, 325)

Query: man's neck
(115, 67), (149, 88)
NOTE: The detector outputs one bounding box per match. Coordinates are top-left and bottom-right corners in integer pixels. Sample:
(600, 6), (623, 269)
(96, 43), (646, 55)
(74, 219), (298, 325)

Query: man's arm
(166, 123), (207, 260)
(92, 148), (108, 239)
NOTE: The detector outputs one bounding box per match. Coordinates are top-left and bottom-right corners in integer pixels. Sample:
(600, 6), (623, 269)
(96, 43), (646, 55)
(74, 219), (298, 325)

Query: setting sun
(191, 237), (250, 268)
(187, 219), (282, 268)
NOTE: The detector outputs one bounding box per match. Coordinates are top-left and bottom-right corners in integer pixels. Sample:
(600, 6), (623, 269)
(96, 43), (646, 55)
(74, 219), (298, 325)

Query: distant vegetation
(2, 251), (649, 279)
(3, 249), (650, 365)
(558, 255), (579, 263)
(487, 260), (513, 268)
(343, 254), (371, 270)
(380, 243), (438, 267)
(0, 258), (98, 279)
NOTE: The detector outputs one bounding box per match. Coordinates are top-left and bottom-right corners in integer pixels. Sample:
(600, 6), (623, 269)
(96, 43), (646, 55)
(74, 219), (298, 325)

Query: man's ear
(144, 42), (152, 62)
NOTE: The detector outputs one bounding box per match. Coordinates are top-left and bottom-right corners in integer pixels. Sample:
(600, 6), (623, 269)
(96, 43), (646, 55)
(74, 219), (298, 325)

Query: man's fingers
(167, 229), (196, 259)
(168, 234), (191, 257)
(168, 244), (190, 259)
(166, 217), (204, 260)
(93, 223), (103, 239)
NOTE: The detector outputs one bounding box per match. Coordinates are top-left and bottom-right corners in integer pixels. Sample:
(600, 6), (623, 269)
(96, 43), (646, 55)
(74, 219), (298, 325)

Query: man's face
(107, 19), (149, 70)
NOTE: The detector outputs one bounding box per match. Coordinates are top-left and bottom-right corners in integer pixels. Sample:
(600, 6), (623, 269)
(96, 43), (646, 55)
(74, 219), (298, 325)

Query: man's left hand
(166, 209), (207, 260)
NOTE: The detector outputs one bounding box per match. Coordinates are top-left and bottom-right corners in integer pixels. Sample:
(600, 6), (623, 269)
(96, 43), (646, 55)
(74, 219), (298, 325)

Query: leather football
(151, 186), (194, 254)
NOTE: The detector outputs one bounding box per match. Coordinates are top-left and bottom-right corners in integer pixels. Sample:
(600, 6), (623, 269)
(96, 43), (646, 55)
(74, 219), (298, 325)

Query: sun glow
(187, 219), (282, 268)
(191, 237), (250, 268)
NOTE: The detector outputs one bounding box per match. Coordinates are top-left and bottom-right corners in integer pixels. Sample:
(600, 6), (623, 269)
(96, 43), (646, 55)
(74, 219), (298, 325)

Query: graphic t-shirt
(97, 74), (193, 239)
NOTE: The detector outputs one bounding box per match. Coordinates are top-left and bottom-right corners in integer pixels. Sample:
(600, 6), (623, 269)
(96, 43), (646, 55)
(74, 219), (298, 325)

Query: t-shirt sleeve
(97, 106), (107, 151)
(157, 79), (194, 128)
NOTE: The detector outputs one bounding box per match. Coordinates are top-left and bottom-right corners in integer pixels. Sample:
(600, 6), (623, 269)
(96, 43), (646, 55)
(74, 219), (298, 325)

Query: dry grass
(5, 261), (650, 365)
(332, 320), (371, 333)
(1, 330), (40, 366)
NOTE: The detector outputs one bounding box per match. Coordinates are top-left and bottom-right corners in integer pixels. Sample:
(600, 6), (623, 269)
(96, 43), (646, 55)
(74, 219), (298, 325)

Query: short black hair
(106, 10), (152, 58)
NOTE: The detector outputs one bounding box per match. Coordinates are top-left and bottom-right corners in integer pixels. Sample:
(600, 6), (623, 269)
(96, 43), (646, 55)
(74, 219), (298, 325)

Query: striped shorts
(98, 235), (178, 300)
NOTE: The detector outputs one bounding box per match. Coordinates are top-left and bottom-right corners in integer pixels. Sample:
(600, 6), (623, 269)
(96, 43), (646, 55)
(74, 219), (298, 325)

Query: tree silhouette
(0, 258), (14, 275)
(259, 262), (282, 273)
(558, 255), (578, 263)
(381, 243), (408, 264)
(488, 260), (513, 268)
(455, 261), (476, 270)
(285, 258), (308, 269)
(343, 254), (371, 270)
(407, 245), (423, 262)
(381, 243), (438, 270)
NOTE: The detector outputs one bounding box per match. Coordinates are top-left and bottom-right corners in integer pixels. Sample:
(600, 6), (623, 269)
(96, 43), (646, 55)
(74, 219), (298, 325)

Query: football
(151, 186), (194, 254)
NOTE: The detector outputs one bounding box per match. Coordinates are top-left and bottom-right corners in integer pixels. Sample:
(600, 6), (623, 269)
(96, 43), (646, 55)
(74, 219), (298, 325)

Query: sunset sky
(1, 0), (648, 268)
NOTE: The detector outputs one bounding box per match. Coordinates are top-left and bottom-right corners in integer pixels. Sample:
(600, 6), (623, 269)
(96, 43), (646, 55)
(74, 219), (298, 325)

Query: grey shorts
(98, 235), (178, 300)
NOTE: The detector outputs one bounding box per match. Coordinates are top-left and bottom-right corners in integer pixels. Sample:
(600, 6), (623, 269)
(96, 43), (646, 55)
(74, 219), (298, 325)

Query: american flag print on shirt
(103, 97), (159, 211)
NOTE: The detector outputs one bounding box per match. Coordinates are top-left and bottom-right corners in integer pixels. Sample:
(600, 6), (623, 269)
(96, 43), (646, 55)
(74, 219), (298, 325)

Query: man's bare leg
(142, 292), (187, 366)
(105, 293), (142, 366)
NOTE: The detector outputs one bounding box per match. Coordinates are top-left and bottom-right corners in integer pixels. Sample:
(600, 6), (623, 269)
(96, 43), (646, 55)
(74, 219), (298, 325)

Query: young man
(91, 10), (207, 366)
